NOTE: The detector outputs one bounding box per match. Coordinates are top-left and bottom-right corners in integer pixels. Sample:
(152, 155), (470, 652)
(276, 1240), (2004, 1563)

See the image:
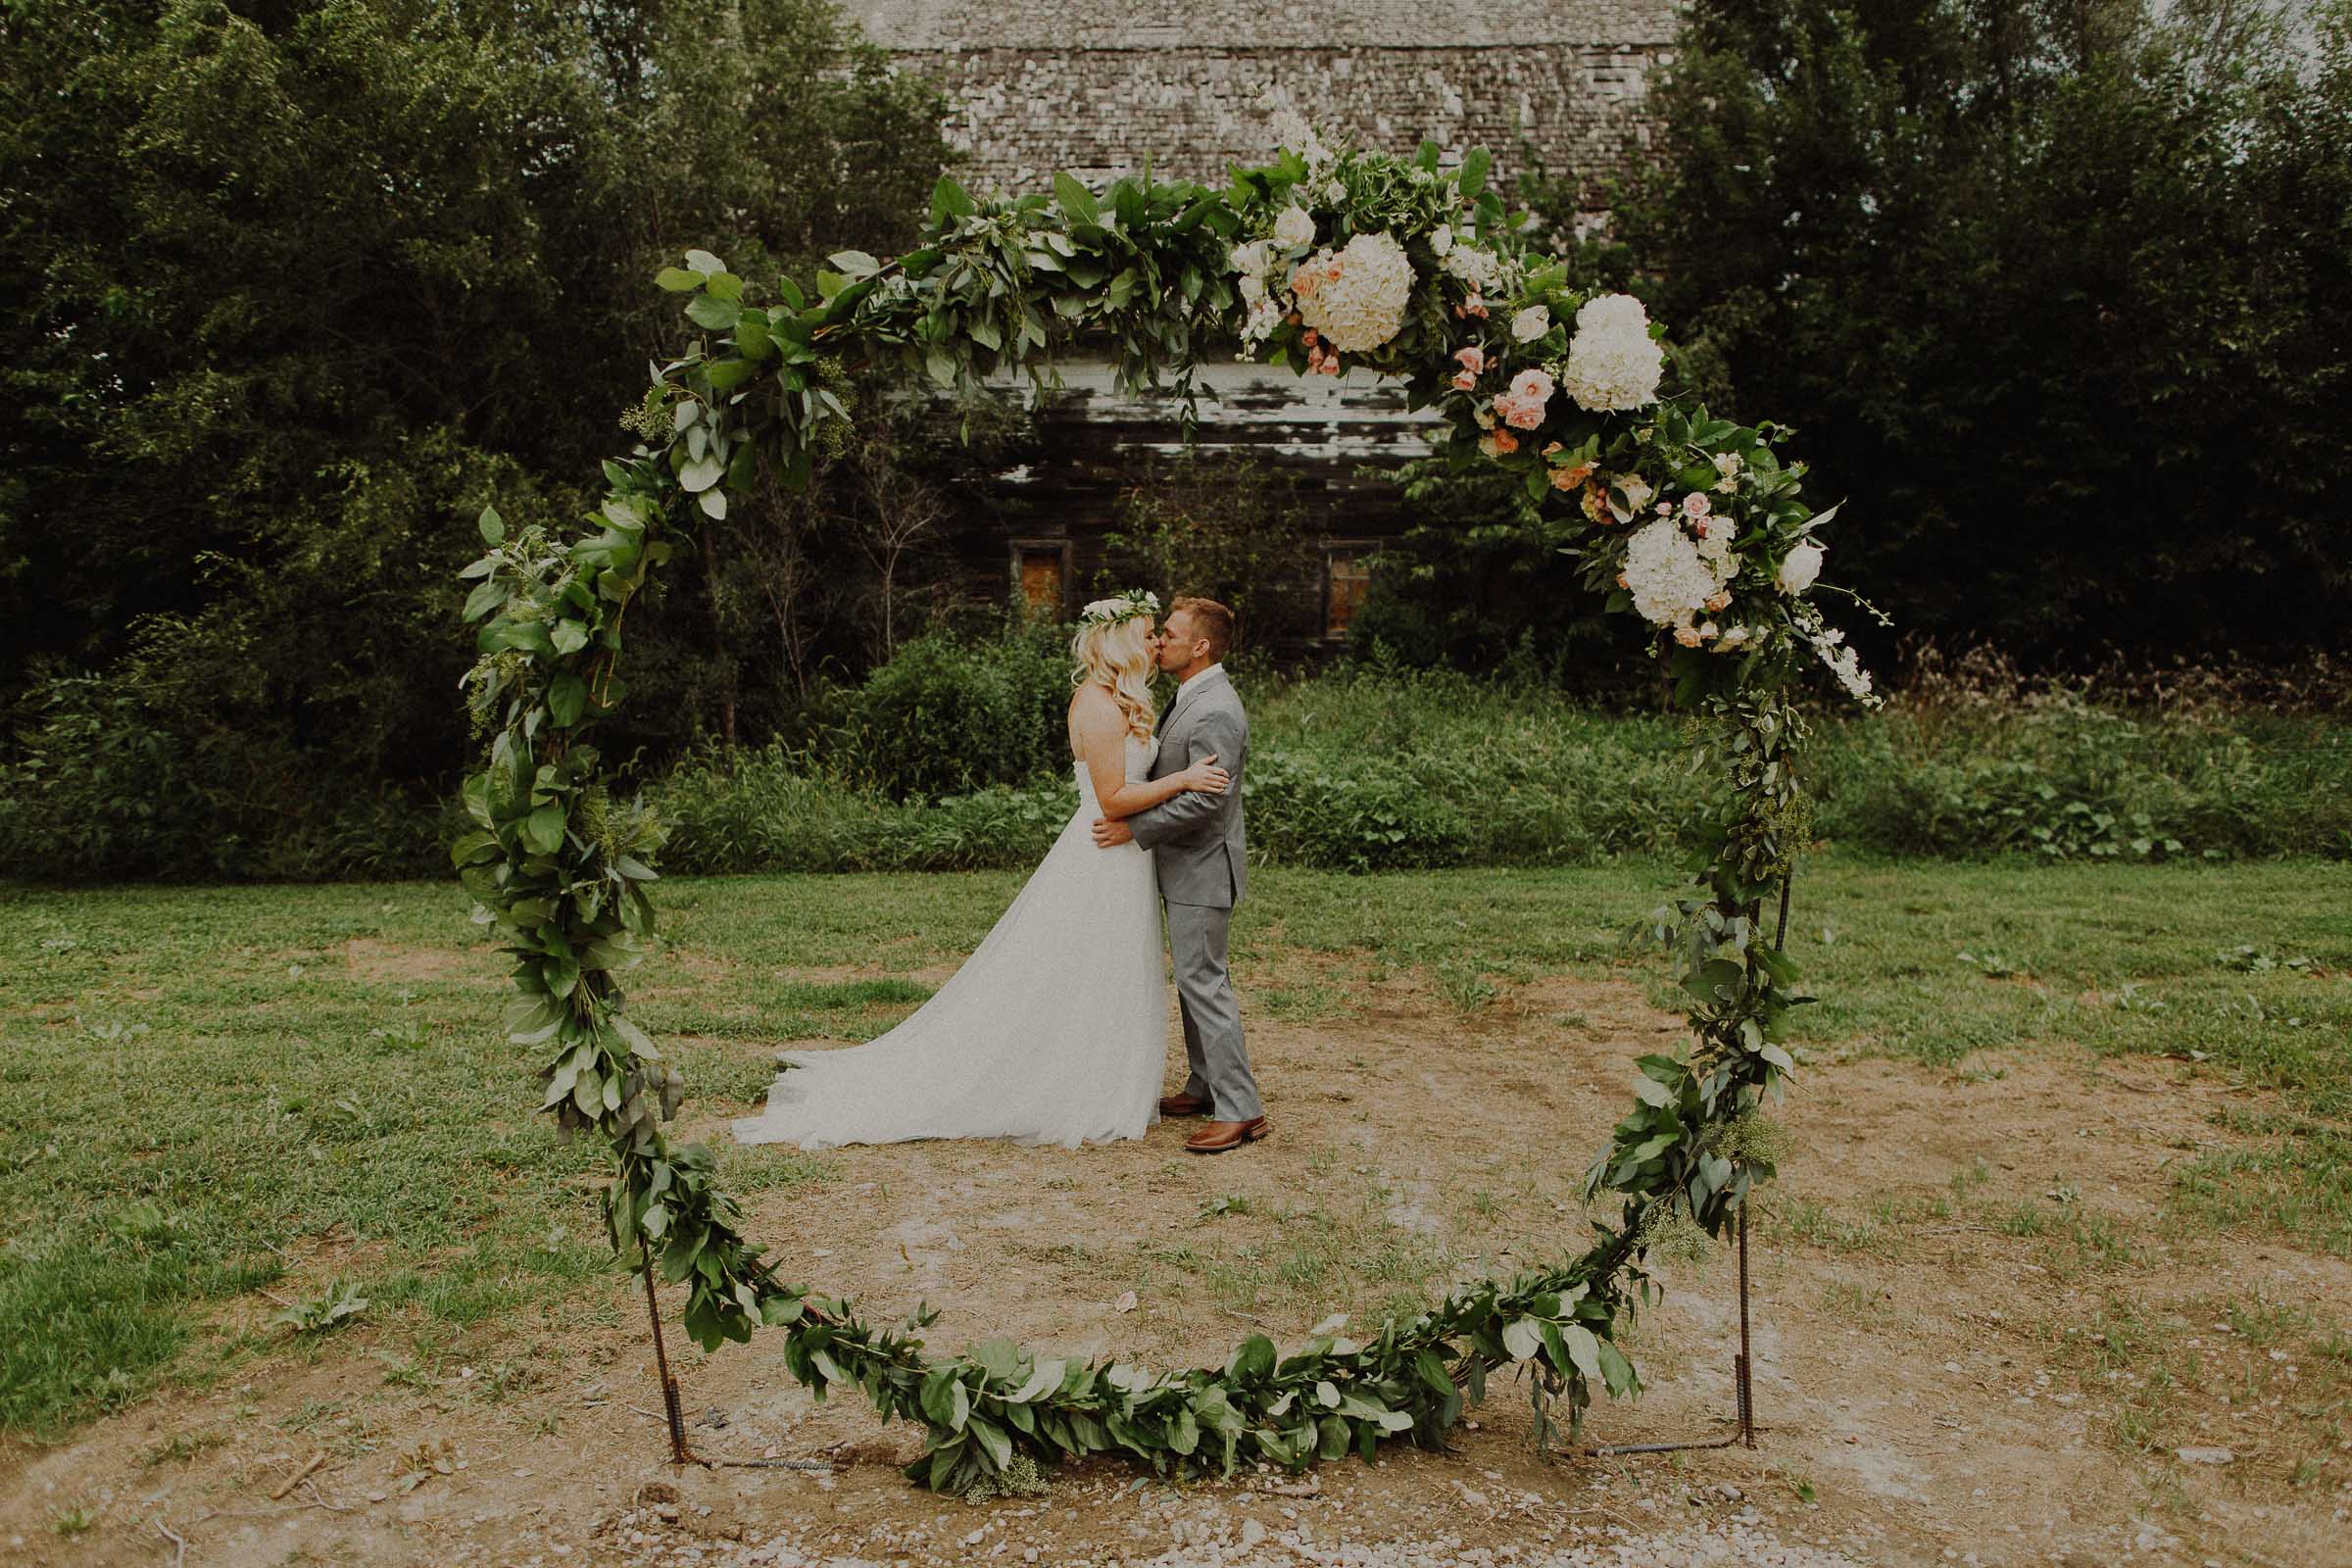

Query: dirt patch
(339, 939), (501, 988)
(3, 974), (2345, 1566)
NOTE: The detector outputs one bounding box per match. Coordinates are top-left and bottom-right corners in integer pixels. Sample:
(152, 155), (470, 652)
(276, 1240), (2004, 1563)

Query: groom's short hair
(1171, 596), (1234, 660)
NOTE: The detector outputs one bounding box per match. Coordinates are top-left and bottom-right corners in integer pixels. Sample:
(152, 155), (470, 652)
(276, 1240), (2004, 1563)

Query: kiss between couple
(730, 591), (1267, 1156)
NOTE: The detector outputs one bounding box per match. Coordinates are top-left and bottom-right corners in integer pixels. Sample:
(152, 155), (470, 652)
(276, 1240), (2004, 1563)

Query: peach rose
(1454, 346), (1486, 375)
(1674, 625), (1703, 648)
(1451, 370), (1478, 391)
(1492, 427), (1519, 454)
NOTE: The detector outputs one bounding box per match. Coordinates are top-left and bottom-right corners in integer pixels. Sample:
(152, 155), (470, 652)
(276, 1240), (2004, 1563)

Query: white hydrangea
(1272, 207), (1316, 249)
(1623, 517), (1733, 629)
(1296, 231), (1414, 354)
(1560, 292), (1665, 412)
(1230, 239), (1272, 278)
(1443, 244), (1502, 293)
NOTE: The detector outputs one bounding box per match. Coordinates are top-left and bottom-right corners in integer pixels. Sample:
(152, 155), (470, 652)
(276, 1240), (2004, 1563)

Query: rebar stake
(639, 1237), (695, 1466)
(1737, 1199), (1756, 1447)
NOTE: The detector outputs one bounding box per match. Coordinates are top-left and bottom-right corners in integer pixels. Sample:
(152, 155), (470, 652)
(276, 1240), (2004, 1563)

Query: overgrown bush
(0, 674), (451, 882)
(829, 625), (1070, 801)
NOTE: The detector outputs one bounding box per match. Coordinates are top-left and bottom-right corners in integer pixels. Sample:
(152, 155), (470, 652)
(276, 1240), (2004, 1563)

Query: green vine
(454, 129), (1875, 1495)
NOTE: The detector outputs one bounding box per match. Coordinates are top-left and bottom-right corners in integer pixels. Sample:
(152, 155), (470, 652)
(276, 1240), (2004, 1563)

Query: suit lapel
(1164, 668), (1228, 739)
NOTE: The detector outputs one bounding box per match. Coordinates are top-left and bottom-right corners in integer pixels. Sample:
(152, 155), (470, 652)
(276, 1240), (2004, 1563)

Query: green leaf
(1501, 1317), (1544, 1361)
(523, 803), (566, 855)
(705, 356), (758, 390)
(477, 505), (505, 545)
(548, 673), (587, 727)
(1558, 1323), (1605, 1382)
(684, 249), (725, 275)
(655, 267), (702, 292)
(931, 175), (977, 223)
(1458, 147), (1492, 198)
(463, 580), (506, 622)
(1226, 1336), (1275, 1385)
(1009, 1359), (1066, 1403)
(686, 294), (741, 331)
(826, 250), (881, 279)
(967, 1413), (1013, 1471)
(1054, 171), (1102, 226)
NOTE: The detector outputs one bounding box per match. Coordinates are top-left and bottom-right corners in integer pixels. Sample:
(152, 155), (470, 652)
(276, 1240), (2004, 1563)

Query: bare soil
(6, 971), (2346, 1567)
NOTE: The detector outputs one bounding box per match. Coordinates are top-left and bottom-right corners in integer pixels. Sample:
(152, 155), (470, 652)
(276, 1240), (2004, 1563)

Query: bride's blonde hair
(1070, 615), (1156, 741)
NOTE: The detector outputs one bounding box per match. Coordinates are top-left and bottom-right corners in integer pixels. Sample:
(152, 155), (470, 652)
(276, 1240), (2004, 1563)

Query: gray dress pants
(1166, 901), (1261, 1120)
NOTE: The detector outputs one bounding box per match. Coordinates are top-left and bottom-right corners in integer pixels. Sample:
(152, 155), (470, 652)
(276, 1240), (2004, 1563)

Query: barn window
(1324, 546), (1374, 638)
(1012, 541), (1067, 619)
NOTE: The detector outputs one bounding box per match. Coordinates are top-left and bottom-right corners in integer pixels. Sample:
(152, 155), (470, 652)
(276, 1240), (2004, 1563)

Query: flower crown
(1077, 589), (1160, 630)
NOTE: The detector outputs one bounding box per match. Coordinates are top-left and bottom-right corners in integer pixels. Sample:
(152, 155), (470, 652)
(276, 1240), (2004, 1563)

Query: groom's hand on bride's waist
(1091, 817), (1135, 848)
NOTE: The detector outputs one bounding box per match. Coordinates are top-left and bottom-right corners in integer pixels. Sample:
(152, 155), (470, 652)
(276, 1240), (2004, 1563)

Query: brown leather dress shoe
(1183, 1116), (1268, 1153)
(1158, 1092), (1213, 1117)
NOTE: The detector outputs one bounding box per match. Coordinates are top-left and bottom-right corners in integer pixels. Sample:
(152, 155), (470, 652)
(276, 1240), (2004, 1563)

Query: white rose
(1273, 207), (1316, 249)
(1509, 305), (1550, 343)
(1230, 240), (1270, 277)
(1777, 541), (1825, 596)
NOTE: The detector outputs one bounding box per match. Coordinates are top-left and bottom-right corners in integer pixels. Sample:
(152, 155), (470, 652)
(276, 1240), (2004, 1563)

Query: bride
(729, 591), (1230, 1151)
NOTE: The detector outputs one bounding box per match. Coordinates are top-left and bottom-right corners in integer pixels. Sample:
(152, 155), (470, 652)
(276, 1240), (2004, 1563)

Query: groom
(1092, 597), (1266, 1153)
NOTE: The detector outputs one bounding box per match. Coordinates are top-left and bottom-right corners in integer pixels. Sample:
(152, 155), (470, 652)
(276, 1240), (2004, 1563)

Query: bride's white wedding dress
(729, 733), (1166, 1151)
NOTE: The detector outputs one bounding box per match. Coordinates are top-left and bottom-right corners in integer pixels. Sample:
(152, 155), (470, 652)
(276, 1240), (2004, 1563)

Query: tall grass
(649, 661), (2352, 874)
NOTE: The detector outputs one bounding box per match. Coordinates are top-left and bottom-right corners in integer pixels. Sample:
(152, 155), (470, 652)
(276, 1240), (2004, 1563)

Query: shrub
(832, 625), (1069, 801)
(0, 674), (448, 882)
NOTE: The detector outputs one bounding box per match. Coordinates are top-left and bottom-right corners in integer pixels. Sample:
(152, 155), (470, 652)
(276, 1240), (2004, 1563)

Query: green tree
(1529, 0), (2351, 663)
(1103, 453), (1319, 653)
(0, 0), (953, 874)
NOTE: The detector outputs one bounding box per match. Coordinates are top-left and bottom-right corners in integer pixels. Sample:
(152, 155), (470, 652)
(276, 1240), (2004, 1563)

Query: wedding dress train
(729, 735), (1166, 1151)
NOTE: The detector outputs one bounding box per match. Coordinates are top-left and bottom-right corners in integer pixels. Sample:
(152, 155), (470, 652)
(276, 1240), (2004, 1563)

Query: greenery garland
(454, 127), (1873, 1495)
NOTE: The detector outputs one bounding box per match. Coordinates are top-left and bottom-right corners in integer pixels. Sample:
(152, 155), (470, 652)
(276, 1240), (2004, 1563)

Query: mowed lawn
(2, 857), (2346, 1441)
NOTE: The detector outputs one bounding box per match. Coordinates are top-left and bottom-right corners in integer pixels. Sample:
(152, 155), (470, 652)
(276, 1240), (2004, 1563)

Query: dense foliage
(0, 0), (956, 862)
(646, 647), (2352, 875)
(1531, 0), (2352, 664)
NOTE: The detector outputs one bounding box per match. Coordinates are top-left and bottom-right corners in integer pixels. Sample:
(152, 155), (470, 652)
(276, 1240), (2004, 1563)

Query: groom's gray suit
(1126, 665), (1261, 1121)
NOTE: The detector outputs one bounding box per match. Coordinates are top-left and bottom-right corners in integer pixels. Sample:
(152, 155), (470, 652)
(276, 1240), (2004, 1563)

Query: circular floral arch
(453, 124), (1873, 1495)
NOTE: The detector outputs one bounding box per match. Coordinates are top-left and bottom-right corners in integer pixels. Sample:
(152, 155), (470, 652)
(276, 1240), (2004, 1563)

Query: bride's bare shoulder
(1068, 681), (1120, 729)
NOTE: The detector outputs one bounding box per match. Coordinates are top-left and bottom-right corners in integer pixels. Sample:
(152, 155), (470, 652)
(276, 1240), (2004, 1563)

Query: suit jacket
(1127, 665), (1248, 908)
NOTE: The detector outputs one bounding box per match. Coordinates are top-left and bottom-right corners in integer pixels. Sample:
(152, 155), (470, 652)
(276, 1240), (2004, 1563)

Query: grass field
(3, 856), (2347, 1446)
